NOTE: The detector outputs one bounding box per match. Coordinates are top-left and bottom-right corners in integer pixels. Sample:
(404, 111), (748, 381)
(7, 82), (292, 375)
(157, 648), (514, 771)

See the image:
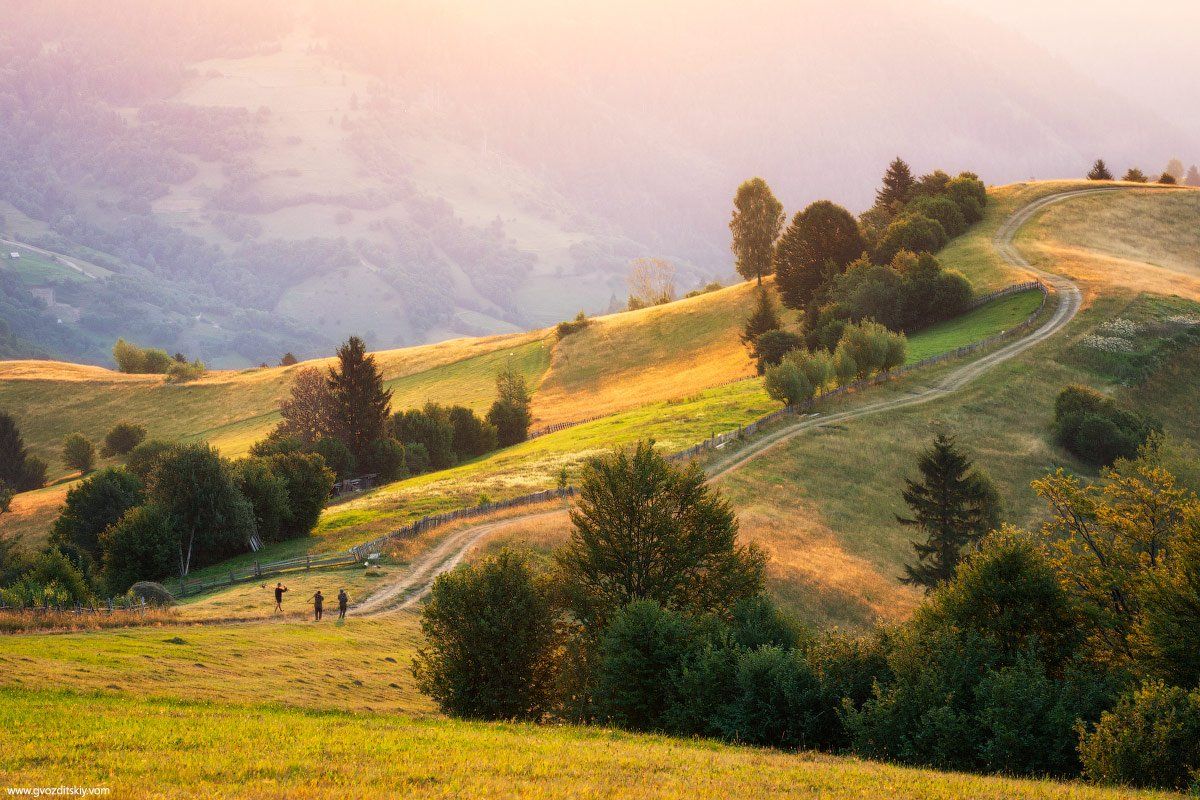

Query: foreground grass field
(1, 688), (1177, 800)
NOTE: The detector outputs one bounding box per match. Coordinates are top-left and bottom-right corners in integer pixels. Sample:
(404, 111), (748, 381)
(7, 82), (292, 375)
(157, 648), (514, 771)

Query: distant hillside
(1, 1), (1193, 366)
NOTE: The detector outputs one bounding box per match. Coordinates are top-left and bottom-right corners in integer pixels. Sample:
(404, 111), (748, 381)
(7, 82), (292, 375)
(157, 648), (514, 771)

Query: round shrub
(1079, 681), (1200, 790)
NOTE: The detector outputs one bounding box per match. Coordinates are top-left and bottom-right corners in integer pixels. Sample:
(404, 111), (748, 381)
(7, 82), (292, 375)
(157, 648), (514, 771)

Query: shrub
(1079, 682), (1200, 790)
(280, 352), (298, 366)
(263, 452), (335, 540)
(232, 458), (289, 544)
(365, 437), (407, 481)
(62, 433), (96, 474)
(594, 600), (696, 730)
(722, 645), (824, 748)
(313, 437), (356, 479)
(750, 329), (804, 374)
(836, 320), (906, 379)
(112, 339), (175, 374)
(412, 550), (559, 720)
(873, 213), (947, 263)
(166, 358), (206, 382)
(1053, 385), (1159, 466)
(100, 504), (178, 593)
(555, 311), (590, 339)
(404, 442), (431, 475)
(907, 195), (967, 238)
(392, 407), (455, 471)
(1157, 172), (1177, 185)
(100, 422), (146, 458)
(944, 174), (987, 223)
(1121, 168), (1148, 183)
(124, 439), (173, 481)
(448, 406), (497, 459)
(0, 549), (93, 608)
(51, 468), (144, 561)
(763, 358), (813, 407)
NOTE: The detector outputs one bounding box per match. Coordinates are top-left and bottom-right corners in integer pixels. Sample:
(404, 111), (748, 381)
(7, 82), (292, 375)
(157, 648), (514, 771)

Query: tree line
(411, 434), (1200, 791)
(730, 159), (982, 390)
(1087, 157), (1200, 186)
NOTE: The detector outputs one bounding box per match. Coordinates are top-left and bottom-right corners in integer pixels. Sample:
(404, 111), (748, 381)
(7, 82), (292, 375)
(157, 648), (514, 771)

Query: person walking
(337, 588), (349, 620)
(311, 590), (324, 621)
(271, 582), (288, 614)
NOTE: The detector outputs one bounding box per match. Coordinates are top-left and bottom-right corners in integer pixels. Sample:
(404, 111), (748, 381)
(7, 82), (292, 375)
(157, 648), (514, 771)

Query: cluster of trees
(762, 320), (906, 407)
(412, 436), (1200, 791)
(732, 161), (980, 390)
(259, 336), (532, 483)
(0, 439), (334, 606)
(112, 339), (206, 381)
(1087, 157), (1199, 186)
(1054, 385), (1160, 467)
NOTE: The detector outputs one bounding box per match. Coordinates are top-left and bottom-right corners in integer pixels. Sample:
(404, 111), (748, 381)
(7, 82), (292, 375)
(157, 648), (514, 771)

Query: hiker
(337, 589), (349, 620)
(272, 582), (288, 613)
(311, 590), (324, 621)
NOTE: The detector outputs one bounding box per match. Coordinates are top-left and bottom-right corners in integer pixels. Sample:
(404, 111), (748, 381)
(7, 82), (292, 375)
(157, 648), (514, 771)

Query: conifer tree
(1187, 165), (1200, 187)
(1122, 167), (1148, 183)
(327, 336), (392, 466)
(875, 157), (916, 212)
(740, 286), (782, 346)
(898, 433), (1002, 591)
(729, 178), (785, 285)
(0, 411), (39, 490)
(1087, 159), (1114, 181)
(487, 370), (533, 447)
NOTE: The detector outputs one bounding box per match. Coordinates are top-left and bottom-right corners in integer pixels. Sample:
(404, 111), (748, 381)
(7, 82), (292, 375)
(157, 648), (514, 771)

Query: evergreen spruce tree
(487, 369), (533, 447)
(1087, 159), (1114, 181)
(1122, 167), (1148, 183)
(898, 433), (1002, 591)
(0, 411), (30, 489)
(729, 177), (786, 285)
(875, 157), (916, 212)
(740, 286), (782, 346)
(1187, 165), (1200, 187)
(327, 336), (392, 467)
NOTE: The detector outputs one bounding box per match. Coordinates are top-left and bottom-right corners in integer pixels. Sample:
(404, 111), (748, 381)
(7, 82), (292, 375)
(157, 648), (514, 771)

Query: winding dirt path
(351, 187), (1118, 617)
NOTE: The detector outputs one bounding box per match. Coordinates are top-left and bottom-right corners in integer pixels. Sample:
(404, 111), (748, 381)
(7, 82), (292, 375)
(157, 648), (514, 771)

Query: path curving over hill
(351, 186), (1121, 618)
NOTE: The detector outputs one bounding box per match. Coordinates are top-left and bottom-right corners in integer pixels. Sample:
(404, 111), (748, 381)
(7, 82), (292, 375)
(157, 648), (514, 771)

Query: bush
(51, 468), (144, 561)
(100, 422), (146, 458)
(404, 442), (431, 475)
(448, 406), (497, 459)
(100, 504), (178, 593)
(0, 549), (93, 608)
(836, 320), (906, 379)
(1079, 682), (1200, 790)
(1054, 385), (1159, 466)
(555, 311), (590, 339)
(112, 338), (175, 374)
(365, 437), (407, 481)
(749, 329), (804, 374)
(232, 458), (289, 544)
(594, 600), (696, 730)
(392, 407), (455, 471)
(313, 437), (356, 479)
(19, 457), (47, 491)
(412, 550), (559, 720)
(907, 195), (967, 238)
(166, 358), (206, 382)
(125, 439), (173, 481)
(873, 213), (947, 263)
(763, 359), (813, 407)
(723, 645), (824, 748)
(944, 174), (987, 223)
(62, 433), (96, 474)
(263, 452), (335, 540)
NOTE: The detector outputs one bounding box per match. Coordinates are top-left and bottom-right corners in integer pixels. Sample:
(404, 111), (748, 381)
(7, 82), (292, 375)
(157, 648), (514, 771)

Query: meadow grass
(904, 288), (1044, 364)
(1, 688), (1177, 800)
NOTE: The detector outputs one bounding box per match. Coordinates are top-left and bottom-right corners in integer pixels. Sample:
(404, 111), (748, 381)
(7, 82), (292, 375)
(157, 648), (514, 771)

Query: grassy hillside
(702, 183), (1200, 629)
(2, 686), (1176, 799)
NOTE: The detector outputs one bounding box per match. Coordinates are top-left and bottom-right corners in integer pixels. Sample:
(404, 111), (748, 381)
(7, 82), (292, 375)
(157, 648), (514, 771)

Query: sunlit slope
(710, 183), (1200, 630)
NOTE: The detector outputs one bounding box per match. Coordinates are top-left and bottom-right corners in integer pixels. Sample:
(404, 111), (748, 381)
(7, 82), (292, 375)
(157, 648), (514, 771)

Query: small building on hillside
(8, 252), (19, 259)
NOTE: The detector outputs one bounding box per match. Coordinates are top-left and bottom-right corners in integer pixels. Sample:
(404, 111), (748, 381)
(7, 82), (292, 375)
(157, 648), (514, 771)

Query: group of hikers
(270, 582), (348, 621)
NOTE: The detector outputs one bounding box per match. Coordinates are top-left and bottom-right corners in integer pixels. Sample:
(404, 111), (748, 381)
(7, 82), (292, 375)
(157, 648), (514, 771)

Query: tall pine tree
(898, 433), (1001, 591)
(729, 177), (785, 285)
(740, 286), (782, 346)
(1186, 165), (1200, 187)
(327, 336), (392, 467)
(875, 157), (916, 212)
(1087, 159), (1113, 181)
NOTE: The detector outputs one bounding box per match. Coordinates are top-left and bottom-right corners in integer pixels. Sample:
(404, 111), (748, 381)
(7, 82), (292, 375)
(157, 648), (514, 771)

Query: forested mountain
(0, 0), (1190, 366)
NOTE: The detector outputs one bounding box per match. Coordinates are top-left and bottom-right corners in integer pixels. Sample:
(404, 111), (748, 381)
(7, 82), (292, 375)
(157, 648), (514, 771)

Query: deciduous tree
(773, 201), (865, 310)
(729, 177), (785, 284)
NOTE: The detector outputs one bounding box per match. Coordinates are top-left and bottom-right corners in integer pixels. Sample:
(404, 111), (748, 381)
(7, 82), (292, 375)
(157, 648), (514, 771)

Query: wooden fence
(0, 597), (151, 615)
(167, 551), (363, 598)
(352, 487), (575, 558)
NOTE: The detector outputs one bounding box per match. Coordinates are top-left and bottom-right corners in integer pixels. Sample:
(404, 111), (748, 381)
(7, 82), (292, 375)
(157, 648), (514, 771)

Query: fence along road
(347, 186), (1125, 617)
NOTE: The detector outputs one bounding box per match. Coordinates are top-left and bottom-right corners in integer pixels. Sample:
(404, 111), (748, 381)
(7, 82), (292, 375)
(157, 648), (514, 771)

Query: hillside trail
(348, 186), (1119, 618)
